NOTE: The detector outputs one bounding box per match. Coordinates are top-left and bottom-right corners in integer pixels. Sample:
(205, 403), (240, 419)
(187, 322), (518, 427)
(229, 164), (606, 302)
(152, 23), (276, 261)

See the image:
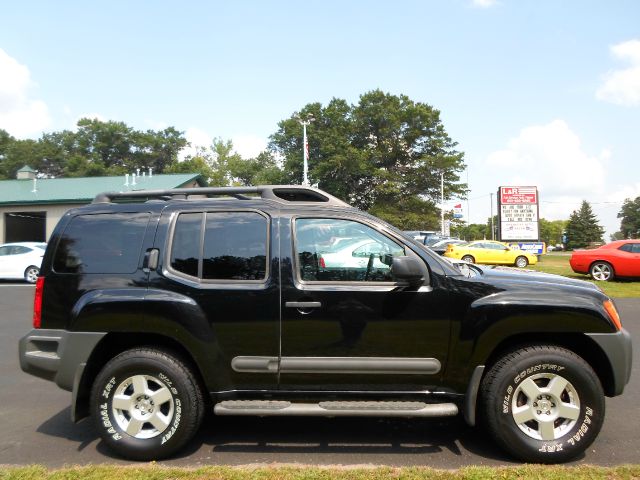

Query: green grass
(530, 252), (640, 298)
(1, 465), (640, 480)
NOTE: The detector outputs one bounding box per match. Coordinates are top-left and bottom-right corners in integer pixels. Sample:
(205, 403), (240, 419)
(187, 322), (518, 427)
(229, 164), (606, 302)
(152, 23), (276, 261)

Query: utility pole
(296, 113), (315, 186)
(490, 192), (495, 240)
(441, 172), (445, 236)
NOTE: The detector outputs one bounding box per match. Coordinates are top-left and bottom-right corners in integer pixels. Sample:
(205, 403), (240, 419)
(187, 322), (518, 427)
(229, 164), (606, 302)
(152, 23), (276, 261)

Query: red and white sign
(500, 186), (537, 205)
(499, 186), (539, 241)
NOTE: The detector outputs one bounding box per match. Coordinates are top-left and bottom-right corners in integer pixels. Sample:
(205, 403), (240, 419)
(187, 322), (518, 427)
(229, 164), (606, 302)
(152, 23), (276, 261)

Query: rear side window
(53, 213), (149, 274)
(169, 211), (268, 281)
(203, 212), (267, 280)
(170, 213), (202, 277)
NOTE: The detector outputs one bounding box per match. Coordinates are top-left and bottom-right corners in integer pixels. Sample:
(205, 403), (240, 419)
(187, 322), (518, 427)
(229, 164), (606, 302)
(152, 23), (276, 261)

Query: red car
(570, 240), (640, 281)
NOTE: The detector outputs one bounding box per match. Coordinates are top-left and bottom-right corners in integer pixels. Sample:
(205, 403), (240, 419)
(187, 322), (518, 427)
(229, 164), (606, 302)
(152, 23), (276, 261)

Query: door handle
(285, 301), (322, 308)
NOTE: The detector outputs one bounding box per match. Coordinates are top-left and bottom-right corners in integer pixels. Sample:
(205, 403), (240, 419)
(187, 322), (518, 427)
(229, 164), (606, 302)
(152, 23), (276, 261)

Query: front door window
(294, 218), (404, 283)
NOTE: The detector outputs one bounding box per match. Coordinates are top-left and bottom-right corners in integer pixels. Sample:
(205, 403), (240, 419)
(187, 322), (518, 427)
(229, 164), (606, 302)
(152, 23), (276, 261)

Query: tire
(90, 348), (204, 460)
(24, 266), (39, 284)
(590, 261), (614, 282)
(515, 256), (528, 268)
(461, 255), (475, 264)
(480, 345), (605, 463)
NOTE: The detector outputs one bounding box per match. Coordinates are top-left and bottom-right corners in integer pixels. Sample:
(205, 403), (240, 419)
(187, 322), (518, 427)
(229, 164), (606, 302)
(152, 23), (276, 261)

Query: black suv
(19, 185), (632, 463)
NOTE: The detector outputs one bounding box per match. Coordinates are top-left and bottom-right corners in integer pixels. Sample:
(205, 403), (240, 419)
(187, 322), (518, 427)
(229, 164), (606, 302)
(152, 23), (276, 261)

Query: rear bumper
(587, 328), (633, 396)
(19, 329), (105, 392)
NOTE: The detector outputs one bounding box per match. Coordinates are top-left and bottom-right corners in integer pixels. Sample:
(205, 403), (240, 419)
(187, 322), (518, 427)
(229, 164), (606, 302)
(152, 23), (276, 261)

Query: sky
(1, 0), (639, 237)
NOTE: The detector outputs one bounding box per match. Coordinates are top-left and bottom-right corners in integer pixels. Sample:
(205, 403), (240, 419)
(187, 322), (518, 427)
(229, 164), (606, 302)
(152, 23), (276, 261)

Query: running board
(214, 400), (458, 418)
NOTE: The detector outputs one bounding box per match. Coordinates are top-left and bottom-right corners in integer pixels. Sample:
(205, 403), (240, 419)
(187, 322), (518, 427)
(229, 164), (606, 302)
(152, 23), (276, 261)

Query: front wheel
(590, 262), (614, 281)
(515, 256), (529, 268)
(90, 348), (204, 460)
(461, 255), (475, 264)
(24, 266), (39, 284)
(480, 345), (605, 463)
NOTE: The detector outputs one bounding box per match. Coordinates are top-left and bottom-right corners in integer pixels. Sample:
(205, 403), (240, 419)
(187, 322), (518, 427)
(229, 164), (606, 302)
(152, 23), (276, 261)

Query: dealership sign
(498, 186), (539, 241)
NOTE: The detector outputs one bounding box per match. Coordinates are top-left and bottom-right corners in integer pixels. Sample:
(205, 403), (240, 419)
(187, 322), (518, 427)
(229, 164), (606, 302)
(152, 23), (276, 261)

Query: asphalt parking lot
(1, 284), (638, 467)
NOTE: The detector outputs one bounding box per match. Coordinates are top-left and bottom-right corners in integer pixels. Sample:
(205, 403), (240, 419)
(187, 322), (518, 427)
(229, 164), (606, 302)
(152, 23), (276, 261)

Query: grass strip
(2, 465), (640, 480)
(530, 253), (640, 298)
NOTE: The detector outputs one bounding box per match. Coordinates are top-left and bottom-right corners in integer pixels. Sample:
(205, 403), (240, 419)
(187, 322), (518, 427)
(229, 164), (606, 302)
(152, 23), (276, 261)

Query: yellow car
(444, 240), (538, 268)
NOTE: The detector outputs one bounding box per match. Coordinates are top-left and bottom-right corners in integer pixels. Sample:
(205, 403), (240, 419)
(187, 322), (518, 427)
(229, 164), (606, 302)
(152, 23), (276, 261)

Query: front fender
(467, 289), (614, 365)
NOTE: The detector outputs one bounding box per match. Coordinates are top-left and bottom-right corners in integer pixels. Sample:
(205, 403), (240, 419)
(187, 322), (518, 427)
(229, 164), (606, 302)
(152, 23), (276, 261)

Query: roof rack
(92, 185), (351, 207)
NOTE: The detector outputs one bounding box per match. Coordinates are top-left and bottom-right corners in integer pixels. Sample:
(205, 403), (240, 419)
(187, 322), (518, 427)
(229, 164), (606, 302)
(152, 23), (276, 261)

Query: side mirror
(392, 256), (426, 287)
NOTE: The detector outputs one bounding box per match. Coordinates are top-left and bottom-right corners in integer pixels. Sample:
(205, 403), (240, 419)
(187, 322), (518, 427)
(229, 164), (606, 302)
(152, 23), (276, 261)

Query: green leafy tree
(565, 201), (605, 250)
(0, 139), (45, 179)
(270, 90), (466, 229)
(451, 223), (490, 241)
(538, 218), (568, 246)
(617, 197), (640, 239)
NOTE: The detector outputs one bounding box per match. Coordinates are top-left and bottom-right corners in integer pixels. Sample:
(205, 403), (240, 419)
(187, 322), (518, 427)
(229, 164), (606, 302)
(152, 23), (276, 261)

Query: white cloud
(471, 0), (498, 8)
(179, 127), (213, 161)
(231, 134), (267, 159)
(596, 39), (640, 106)
(0, 49), (51, 137)
(486, 119), (607, 220)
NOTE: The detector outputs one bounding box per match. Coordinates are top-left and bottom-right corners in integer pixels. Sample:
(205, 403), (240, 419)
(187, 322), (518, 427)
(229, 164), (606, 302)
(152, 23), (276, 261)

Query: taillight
(319, 256), (326, 269)
(33, 276), (44, 329)
(603, 299), (622, 331)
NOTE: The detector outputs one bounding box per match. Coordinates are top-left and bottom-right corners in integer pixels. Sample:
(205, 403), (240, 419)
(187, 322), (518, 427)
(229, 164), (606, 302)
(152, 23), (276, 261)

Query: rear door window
(169, 211), (269, 282)
(53, 213), (150, 274)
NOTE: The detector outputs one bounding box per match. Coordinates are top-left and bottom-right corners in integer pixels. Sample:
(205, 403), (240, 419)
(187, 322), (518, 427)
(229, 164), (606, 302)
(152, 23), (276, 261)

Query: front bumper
(19, 329), (105, 392)
(587, 328), (633, 396)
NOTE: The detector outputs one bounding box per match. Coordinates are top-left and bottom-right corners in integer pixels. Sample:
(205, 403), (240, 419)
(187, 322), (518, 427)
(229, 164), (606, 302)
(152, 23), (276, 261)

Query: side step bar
(214, 400), (458, 418)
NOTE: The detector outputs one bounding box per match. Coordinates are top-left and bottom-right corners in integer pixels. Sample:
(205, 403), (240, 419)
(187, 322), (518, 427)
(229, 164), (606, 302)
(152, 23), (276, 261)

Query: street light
(295, 113), (315, 186)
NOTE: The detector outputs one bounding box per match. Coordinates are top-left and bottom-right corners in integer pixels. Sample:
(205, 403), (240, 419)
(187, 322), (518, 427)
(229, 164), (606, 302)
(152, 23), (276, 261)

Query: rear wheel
(24, 266), (39, 284)
(480, 345), (604, 463)
(90, 348), (204, 460)
(515, 256), (529, 268)
(590, 262), (614, 281)
(461, 255), (475, 264)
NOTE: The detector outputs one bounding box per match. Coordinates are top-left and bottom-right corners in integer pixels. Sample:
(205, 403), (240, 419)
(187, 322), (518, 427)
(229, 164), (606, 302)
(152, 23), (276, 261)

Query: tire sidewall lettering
(98, 370), (180, 443)
(500, 361), (595, 455)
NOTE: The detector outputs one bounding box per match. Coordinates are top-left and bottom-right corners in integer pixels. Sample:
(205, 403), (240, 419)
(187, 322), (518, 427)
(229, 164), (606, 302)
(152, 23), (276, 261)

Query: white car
(0, 242), (46, 283)
(319, 238), (404, 271)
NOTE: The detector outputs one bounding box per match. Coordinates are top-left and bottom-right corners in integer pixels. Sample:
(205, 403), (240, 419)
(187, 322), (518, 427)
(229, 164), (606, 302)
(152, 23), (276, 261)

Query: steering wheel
(364, 253), (375, 281)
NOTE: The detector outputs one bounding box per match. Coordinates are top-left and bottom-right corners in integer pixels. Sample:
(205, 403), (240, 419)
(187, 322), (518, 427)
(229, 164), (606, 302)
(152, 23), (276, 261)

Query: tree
(269, 90), (466, 229)
(538, 218), (567, 246)
(565, 201), (605, 250)
(452, 223), (491, 241)
(617, 196), (640, 239)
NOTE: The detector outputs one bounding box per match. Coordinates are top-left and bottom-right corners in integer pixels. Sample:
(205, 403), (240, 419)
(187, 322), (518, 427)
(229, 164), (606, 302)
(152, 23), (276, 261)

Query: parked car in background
(429, 238), (467, 255)
(444, 240), (538, 267)
(0, 242), (46, 283)
(403, 230), (437, 243)
(570, 240), (640, 281)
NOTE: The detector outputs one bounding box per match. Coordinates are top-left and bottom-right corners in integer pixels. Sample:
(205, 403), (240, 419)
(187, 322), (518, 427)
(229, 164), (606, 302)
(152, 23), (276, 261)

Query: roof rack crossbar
(92, 185), (350, 207)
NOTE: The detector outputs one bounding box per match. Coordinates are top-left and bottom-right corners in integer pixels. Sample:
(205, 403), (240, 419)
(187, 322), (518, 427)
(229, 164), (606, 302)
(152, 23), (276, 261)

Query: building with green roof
(0, 168), (205, 244)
